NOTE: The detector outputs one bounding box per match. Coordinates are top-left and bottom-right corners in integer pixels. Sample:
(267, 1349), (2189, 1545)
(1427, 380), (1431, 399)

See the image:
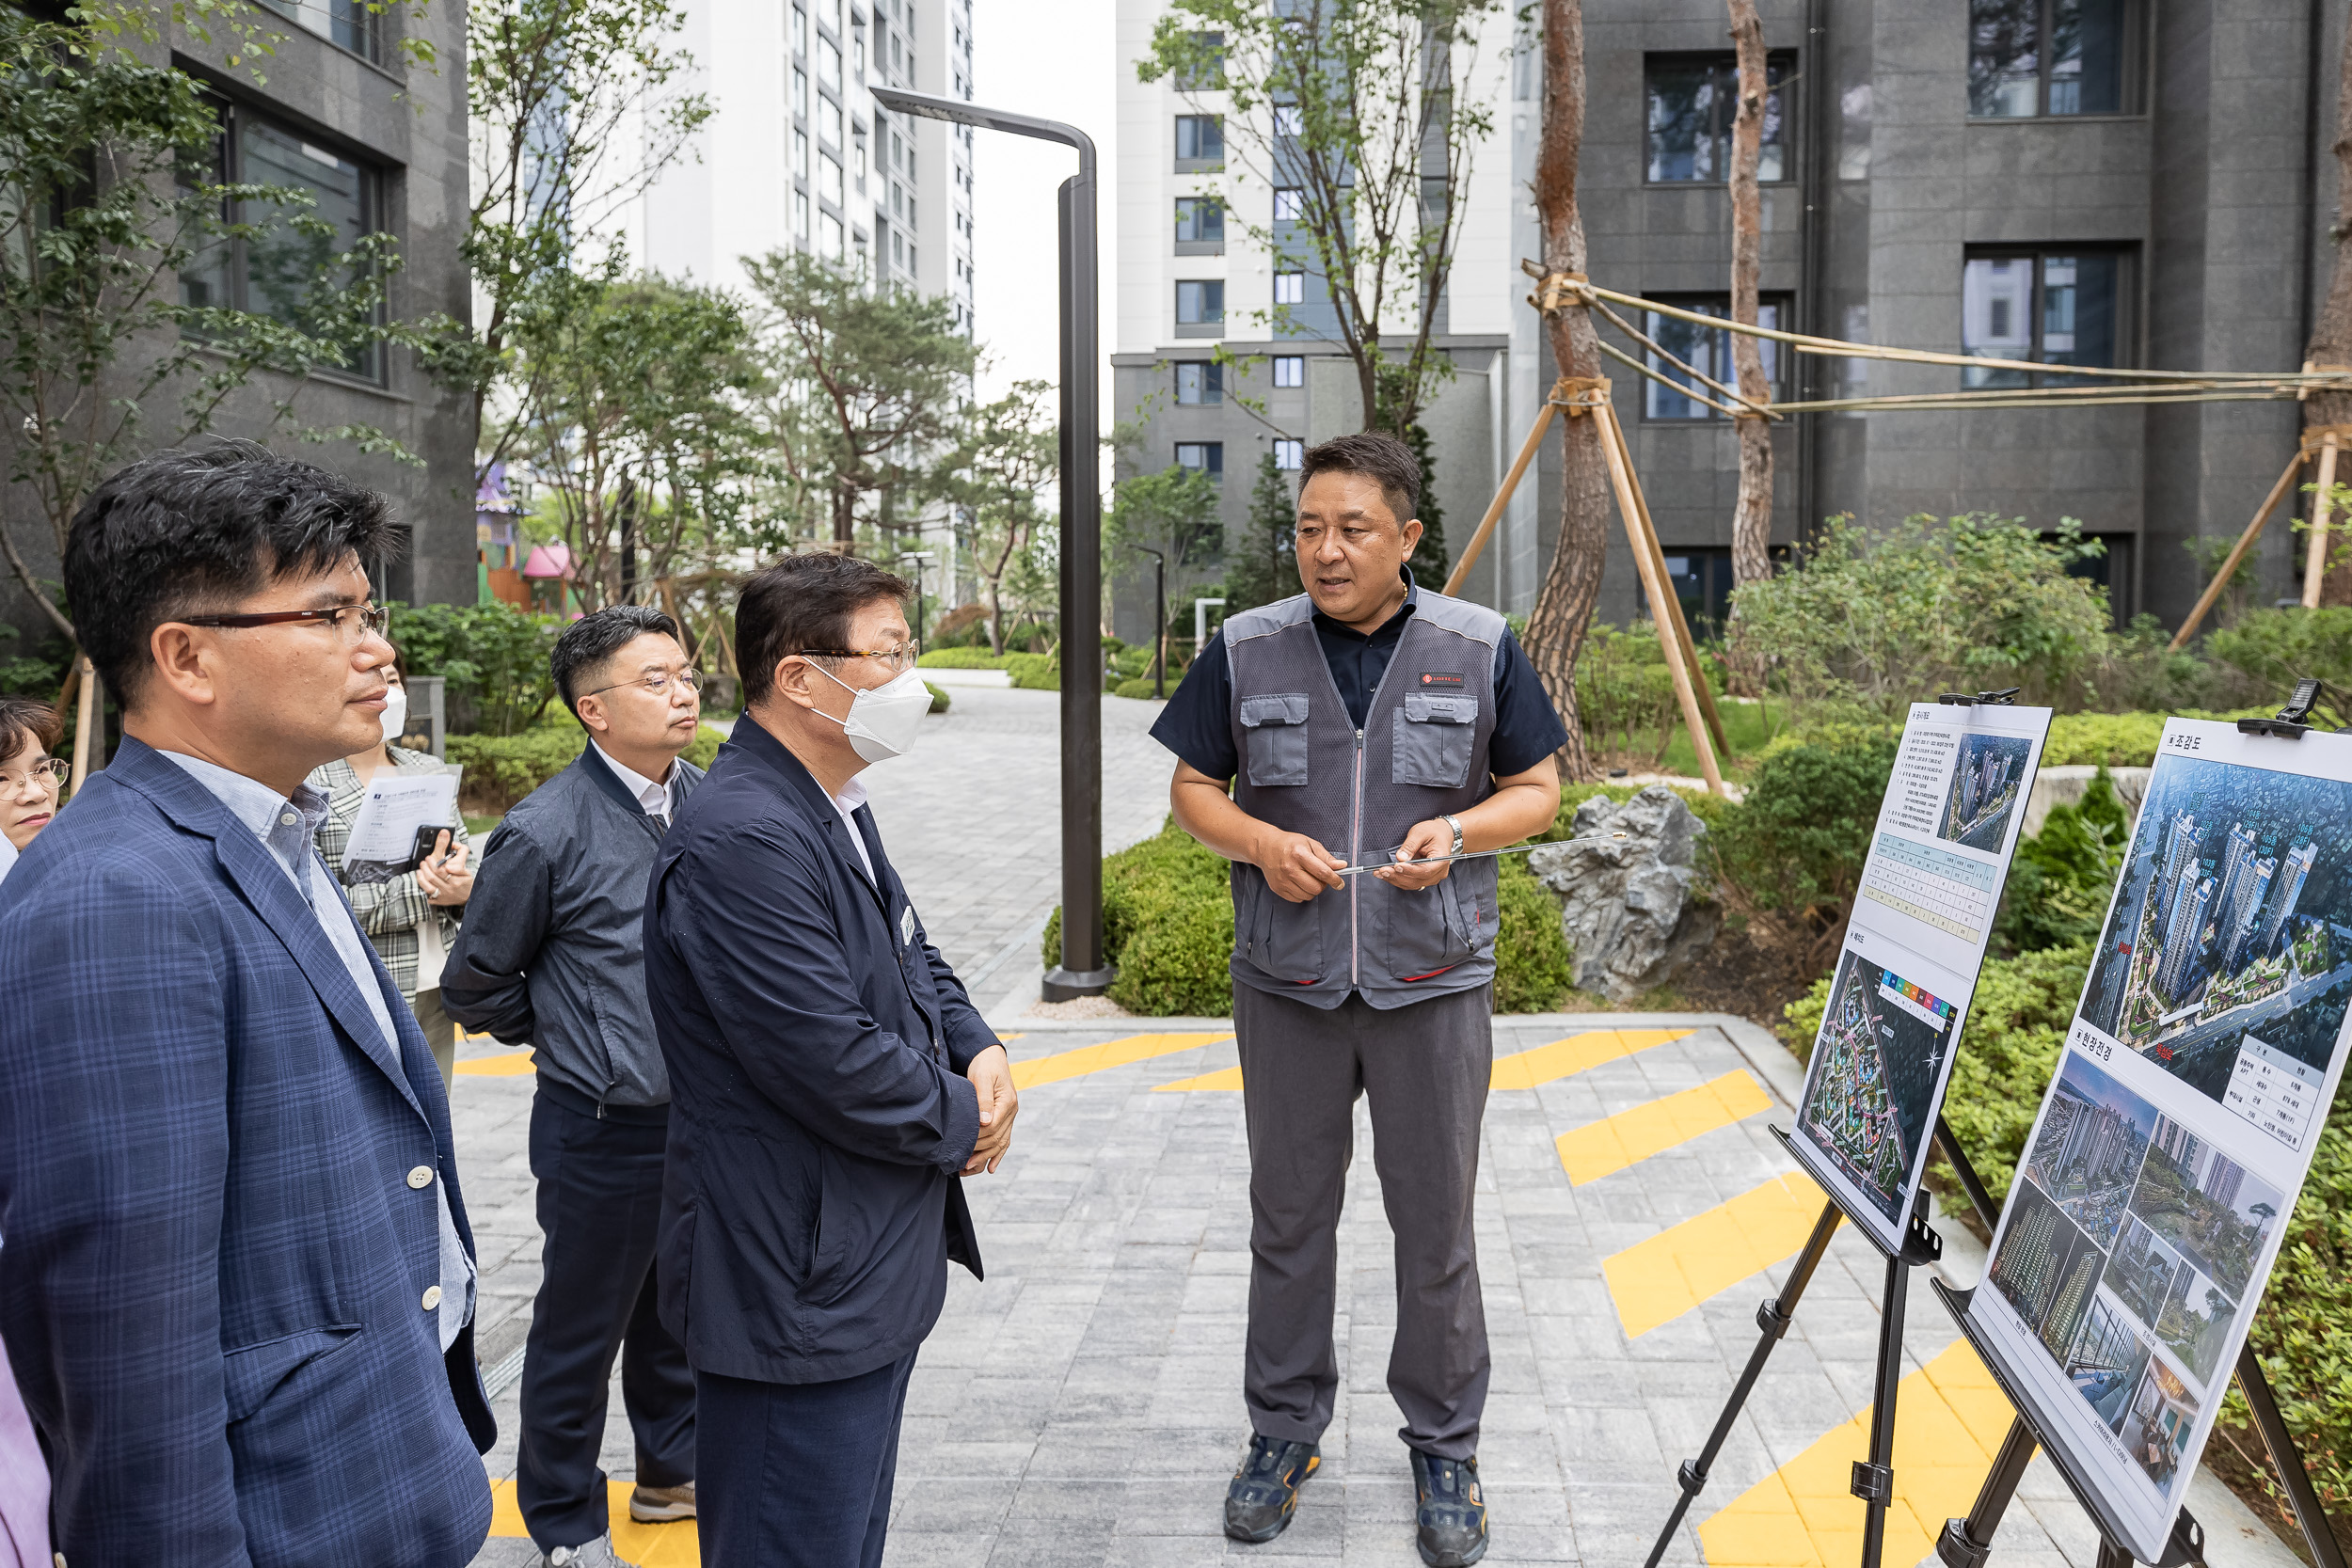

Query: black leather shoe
(1410, 1449), (1488, 1566)
(1224, 1434), (1320, 1543)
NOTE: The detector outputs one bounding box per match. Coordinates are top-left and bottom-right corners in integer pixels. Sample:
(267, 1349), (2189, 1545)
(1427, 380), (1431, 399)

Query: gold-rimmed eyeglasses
(181, 602), (391, 642)
(0, 757), (69, 796)
(796, 643), (921, 674)
(582, 668), (704, 699)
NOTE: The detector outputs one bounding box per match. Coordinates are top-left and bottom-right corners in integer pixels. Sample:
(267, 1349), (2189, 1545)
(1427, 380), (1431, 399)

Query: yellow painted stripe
(489, 1479), (699, 1563)
(1555, 1070), (1773, 1183)
(1154, 1064), (1245, 1091)
(1603, 1171), (1834, 1338)
(1009, 1032), (1232, 1089)
(1488, 1027), (1692, 1090)
(1697, 1340), (2014, 1568)
(454, 1050), (534, 1077)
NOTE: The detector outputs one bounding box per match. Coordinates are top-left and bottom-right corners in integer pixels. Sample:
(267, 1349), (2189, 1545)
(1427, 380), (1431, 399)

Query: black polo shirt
(1150, 578), (1569, 781)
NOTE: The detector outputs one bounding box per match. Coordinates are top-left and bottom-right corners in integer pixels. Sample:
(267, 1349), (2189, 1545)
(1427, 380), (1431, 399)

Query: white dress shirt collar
(833, 775), (875, 882)
(591, 741), (674, 818)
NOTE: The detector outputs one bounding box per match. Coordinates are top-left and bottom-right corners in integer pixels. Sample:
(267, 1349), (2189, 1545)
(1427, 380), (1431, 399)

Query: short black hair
(1298, 431), (1421, 526)
(0, 695), (62, 768)
(64, 440), (401, 706)
(550, 604), (683, 722)
(737, 554), (913, 705)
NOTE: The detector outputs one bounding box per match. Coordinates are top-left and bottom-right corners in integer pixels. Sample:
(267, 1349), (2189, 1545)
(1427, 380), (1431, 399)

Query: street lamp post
(1133, 545), (1166, 699)
(898, 550), (936, 644)
(872, 85), (1113, 1000)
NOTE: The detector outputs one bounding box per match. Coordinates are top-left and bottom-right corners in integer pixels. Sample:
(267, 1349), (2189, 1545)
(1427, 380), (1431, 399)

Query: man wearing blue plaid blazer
(0, 444), (497, 1566)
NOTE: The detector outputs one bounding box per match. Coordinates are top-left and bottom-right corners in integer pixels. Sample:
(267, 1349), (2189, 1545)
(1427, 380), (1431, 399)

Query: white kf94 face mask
(812, 661), (930, 763)
(379, 685), (409, 744)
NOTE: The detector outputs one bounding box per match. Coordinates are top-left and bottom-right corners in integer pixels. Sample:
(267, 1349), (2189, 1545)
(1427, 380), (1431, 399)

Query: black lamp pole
(872, 86), (1112, 999)
(1133, 545), (1167, 699)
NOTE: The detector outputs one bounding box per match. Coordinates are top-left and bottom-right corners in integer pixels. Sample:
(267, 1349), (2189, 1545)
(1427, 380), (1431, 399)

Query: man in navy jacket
(644, 552), (1016, 1566)
(0, 443), (496, 1565)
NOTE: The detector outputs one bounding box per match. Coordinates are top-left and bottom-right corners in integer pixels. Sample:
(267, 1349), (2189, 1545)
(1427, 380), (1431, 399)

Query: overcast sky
(967, 0), (1119, 408)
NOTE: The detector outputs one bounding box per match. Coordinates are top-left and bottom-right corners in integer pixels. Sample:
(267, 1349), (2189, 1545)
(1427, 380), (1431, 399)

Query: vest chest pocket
(1392, 692), (1478, 787)
(1239, 693), (1311, 786)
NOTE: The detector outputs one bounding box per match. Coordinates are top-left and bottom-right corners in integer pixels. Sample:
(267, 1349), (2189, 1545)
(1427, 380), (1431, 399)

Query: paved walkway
(453, 1015), (2291, 1568)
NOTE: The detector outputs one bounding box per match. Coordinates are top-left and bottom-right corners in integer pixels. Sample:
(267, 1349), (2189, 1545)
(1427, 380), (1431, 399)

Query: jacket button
(421, 1285), (443, 1311)
(407, 1165), (435, 1189)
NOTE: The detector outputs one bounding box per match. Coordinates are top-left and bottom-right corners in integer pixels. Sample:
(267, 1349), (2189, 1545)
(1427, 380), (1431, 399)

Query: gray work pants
(1234, 981), (1493, 1461)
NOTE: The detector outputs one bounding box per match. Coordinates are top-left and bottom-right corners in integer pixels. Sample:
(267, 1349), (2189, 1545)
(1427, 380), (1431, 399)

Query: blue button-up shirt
(160, 751), (476, 1351)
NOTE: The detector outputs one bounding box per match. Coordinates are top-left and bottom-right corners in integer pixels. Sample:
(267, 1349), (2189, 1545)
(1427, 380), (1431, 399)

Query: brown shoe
(628, 1481), (696, 1523)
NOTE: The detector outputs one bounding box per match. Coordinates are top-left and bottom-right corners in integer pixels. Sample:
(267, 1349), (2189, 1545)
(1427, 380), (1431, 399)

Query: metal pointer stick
(1334, 830), (1629, 877)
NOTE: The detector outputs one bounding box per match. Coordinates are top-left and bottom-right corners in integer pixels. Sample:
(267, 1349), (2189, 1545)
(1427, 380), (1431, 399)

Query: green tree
(0, 6), (433, 653)
(387, 599), (562, 735)
(1140, 0), (1505, 440)
(743, 249), (977, 548)
(1226, 451), (1298, 612)
(944, 378), (1055, 655)
(1105, 463), (1223, 646)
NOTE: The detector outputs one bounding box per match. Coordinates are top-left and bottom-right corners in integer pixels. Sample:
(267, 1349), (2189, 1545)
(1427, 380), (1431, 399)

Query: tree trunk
(1725, 0), (1773, 596)
(2312, 16), (2352, 604)
(1522, 0), (1611, 784)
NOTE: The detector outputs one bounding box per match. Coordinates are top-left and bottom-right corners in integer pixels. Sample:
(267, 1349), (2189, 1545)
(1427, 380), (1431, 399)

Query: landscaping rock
(1527, 785), (1721, 1002)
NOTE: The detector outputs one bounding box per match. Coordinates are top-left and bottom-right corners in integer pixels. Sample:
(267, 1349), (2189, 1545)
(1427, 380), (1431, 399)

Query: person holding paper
(442, 604), (707, 1566)
(310, 656), (474, 1090)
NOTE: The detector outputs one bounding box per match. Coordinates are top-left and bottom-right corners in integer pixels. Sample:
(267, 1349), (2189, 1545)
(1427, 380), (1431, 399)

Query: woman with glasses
(306, 653), (474, 1091)
(0, 695), (67, 886)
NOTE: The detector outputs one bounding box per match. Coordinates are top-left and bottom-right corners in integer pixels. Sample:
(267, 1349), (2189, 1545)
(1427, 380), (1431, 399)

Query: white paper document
(342, 768), (461, 879)
(1966, 719), (2352, 1560)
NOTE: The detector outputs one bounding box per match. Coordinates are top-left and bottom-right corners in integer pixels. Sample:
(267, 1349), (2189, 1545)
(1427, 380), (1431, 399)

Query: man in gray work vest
(1151, 432), (1567, 1566)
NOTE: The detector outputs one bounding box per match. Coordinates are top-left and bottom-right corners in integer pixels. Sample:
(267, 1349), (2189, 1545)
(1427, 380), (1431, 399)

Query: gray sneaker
(544, 1535), (639, 1568)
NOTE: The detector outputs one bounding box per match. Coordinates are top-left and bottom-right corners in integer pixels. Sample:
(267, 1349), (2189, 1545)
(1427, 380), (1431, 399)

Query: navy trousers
(695, 1353), (918, 1568)
(518, 1085), (697, 1550)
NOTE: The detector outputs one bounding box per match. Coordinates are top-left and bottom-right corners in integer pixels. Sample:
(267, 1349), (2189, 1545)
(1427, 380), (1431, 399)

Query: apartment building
(1114, 0), (2347, 637)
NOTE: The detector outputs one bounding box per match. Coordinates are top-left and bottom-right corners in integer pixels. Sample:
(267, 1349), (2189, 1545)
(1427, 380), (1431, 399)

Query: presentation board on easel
(1964, 718), (2352, 1563)
(1787, 699), (2054, 1257)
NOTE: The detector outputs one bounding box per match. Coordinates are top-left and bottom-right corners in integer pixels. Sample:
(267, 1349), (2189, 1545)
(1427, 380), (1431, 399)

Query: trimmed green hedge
(1042, 817), (1578, 1017)
(925, 681), (951, 713)
(1005, 653), (1059, 690)
(916, 647), (1008, 669)
(448, 719), (727, 811)
(1113, 676), (1166, 700)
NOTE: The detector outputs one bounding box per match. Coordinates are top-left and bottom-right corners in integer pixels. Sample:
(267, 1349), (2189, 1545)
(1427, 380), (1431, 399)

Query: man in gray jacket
(444, 605), (707, 1567)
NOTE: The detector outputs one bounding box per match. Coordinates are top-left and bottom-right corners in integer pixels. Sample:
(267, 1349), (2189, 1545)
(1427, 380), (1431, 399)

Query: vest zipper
(1351, 726), (1364, 986)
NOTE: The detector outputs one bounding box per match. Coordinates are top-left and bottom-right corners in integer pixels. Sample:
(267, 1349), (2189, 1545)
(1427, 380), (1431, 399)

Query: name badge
(900, 905), (916, 947)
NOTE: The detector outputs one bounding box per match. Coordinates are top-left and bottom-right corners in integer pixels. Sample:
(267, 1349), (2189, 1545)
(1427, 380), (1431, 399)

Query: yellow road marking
(1697, 1340), (2013, 1568)
(1603, 1171), (1834, 1338)
(1009, 1032), (1232, 1089)
(489, 1479), (699, 1564)
(1488, 1027), (1692, 1089)
(1555, 1070), (1772, 1183)
(1155, 1065), (1245, 1091)
(455, 1051), (534, 1077)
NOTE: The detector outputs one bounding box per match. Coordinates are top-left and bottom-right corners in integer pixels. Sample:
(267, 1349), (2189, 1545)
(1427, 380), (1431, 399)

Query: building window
(1640, 296), (1784, 420)
(1961, 249), (2128, 386)
(795, 190), (811, 242)
(794, 69), (808, 119)
(821, 98), (843, 148)
(1175, 197), (1225, 253)
(1175, 361), (1223, 404)
(180, 106), (387, 382)
(1273, 103), (1303, 136)
(1272, 186), (1304, 221)
(1272, 355), (1304, 388)
(1663, 548), (1734, 637)
(255, 0), (382, 63)
(793, 4), (807, 55)
(1273, 437), (1303, 469)
(1174, 29), (1225, 90)
(1175, 441), (1224, 482)
(821, 211), (845, 261)
(1645, 55), (1790, 183)
(1273, 271), (1305, 306)
(1174, 115), (1224, 170)
(1176, 279), (1225, 334)
(794, 130), (810, 181)
(821, 152), (845, 207)
(1969, 0), (2137, 118)
(819, 37), (843, 90)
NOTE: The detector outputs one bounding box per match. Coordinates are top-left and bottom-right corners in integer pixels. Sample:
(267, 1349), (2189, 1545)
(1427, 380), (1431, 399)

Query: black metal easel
(1639, 1126), (1944, 1568)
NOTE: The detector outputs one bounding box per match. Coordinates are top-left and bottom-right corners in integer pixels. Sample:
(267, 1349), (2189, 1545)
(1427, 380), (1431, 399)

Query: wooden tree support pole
(2170, 445), (2310, 650)
(1599, 397), (1734, 760)
(69, 657), (97, 796)
(2304, 430), (2342, 609)
(1443, 380), (1568, 597)
(1595, 400), (1726, 796)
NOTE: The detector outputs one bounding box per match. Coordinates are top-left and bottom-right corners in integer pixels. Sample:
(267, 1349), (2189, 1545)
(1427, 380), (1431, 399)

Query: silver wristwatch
(1440, 814), (1465, 857)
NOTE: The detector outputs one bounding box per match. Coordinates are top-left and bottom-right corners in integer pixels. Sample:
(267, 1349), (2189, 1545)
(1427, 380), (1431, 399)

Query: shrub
(2206, 605), (2352, 692)
(1710, 736), (1896, 919)
(916, 647), (1009, 669)
(1493, 854), (1574, 1012)
(387, 600), (563, 736)
(1574, 625), (1681, 761)
(1992, 766), (2128, 954)
(1005, 652), (1059, 690)
(1114, 676), (1166, 700)
(925, 681), (950, 714)
(449, 717), (727, 812)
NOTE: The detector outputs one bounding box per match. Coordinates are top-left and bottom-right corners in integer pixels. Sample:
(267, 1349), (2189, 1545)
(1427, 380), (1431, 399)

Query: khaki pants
(411, 987), (456, 1095)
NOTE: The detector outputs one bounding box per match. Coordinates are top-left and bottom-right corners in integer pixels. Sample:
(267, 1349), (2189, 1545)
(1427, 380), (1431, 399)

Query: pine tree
(1226, 452), (1299, 612)
(1404, 421), (1450, 590)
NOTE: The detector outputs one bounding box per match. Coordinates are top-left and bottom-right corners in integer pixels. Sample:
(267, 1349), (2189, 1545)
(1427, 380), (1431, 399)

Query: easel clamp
(2237, 676), (2322, 738)
(1937, 689), (2022, 707)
